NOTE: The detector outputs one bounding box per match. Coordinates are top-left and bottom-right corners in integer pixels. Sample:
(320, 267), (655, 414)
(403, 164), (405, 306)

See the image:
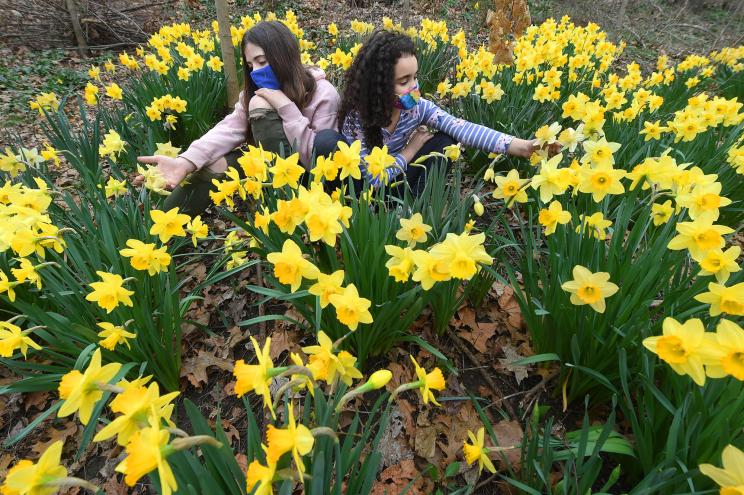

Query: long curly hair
(338, 30), (416, 149)
(241, 21), (317, 144)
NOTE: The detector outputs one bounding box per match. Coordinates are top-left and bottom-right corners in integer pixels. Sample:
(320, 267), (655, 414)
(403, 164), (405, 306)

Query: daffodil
(304, 202), (343, 246)
(266, 403), (314, 477)
(85, 271), (134, 313)
(534, 122), (562, 145)
(694, 281), (744, 317)
(538, 201), (571, 235)
(104, 176), (128, 198)
(266, 239), (320, 292)
(642, 317), (717, 386)
(119, 239), (171, 275)
(58, 348), (123, 424)
(1, 440), (67, 495)
(105, 83), (123, 100)
(411, 249), (451, 290)
(698, 246), (741, 283)
(234, 337), (283, 417)
(396, 213), (432, 247)
(667, 220), (733, 261)
(409, 355), (446, 406)
(0, 320), (42, 358)
(577, 163), (626, 202)
(364, 146), (396, 183)
(308, 270), (344, 308)
(557, 124), (585, 152)
(531, 153), (569, 202)
(154, 141), (181, 158)
(150, 207), (190, 243)
(328, 284), (373, 331)
(269, 153), (305, 189)
(575, 212), (613, 240)
(94, 380), (178, 446)
(97, 322), (137, 351)
(334, 140), (362, 180)
(492, 169), (529, 207)
(651, 200), (674, 226)
(676, 182), (731, 222)
(561, 265), (619, 313)
(302, 331), (363, 385)
(581, 137), (621, 168)
(246, 457), (275, 495)
(310, 154), (340, 182)
(186, 216), (208, 246)
(115, 417), (177, 495)
(699, 444), (744, 493)
(463, 427), (496, 474)
(639, 120), (666, 141)
(98, 130), (127, 162)
(705, 320), (744, 380)
(385, 245), (416, 282)
(11, 258), (43, 289)
(0, 268), (23, 302)
(428, 232), (493, 280)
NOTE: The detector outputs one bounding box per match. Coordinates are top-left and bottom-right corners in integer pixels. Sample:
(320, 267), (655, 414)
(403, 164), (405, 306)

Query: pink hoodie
(180, 68), (339, 168)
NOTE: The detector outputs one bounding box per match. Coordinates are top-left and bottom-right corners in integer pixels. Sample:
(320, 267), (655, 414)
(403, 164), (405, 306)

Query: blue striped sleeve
(419, 98), (515, 154)
(341, 113), (408, 187)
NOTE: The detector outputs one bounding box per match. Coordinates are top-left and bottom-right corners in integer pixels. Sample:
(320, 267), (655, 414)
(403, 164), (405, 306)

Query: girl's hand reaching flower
(507, 138), (562, 159)
(134, 156), (196, 190)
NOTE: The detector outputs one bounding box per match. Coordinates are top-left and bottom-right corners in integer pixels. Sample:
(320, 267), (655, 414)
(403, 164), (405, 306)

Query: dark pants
(164, 108), (290, 216)
(313, 129), (456, 197)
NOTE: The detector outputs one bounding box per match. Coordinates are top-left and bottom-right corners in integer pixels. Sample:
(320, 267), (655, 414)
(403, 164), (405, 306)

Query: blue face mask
(394, 83), (421, 110)
(250, 64), (281, 90)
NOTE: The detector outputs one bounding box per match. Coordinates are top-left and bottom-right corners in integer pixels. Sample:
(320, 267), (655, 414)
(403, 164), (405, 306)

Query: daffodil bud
(367, 369), (393, 389)
(473, 197), (484, 216)
(335, 369), (393, 412)
(484, 168), (494, 182)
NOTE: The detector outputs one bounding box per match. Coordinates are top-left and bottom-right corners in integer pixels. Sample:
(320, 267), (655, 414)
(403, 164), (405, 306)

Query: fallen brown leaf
(181, 350), (234, 388)
(31, 421), (78, 457)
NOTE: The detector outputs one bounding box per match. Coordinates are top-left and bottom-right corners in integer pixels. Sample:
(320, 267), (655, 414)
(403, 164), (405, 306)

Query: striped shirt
(341, 97), (515, 186)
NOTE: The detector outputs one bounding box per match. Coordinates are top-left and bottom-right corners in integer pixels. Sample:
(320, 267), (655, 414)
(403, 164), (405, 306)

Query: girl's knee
(313, 129), (346, 157)
(248, 94), (272, 111)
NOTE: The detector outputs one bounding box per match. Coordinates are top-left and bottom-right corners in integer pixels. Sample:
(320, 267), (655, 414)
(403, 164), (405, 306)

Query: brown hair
(240, 21), (317, 145)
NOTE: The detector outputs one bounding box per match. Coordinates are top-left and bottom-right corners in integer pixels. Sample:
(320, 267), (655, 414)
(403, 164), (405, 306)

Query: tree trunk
(618, 0), (630, 23)
(64, 0), (90, 57)
(402, 0), (411, 28)
(214, 0), (240, 108)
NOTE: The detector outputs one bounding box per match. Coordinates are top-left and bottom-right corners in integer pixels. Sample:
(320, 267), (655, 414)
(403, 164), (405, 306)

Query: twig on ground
(449, 332), (516, 418)
(475, 472), (499, 491)
(519, 368), (559, 421)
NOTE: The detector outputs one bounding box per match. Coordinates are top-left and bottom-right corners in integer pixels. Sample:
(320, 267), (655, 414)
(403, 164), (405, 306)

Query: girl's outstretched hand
(507, 138), (562, 159)
(133, 155), (196, 189)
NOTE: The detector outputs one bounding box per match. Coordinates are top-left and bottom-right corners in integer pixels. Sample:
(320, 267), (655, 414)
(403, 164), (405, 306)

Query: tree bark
(64, 0), (90, 57)
(402, 0), (411, 28)
(214, 0), (240, 108)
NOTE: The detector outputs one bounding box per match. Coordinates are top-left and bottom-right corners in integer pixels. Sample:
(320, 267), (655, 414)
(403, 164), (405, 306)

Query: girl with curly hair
(136, 21), (340, 215)
(314, 29), (555, 195)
